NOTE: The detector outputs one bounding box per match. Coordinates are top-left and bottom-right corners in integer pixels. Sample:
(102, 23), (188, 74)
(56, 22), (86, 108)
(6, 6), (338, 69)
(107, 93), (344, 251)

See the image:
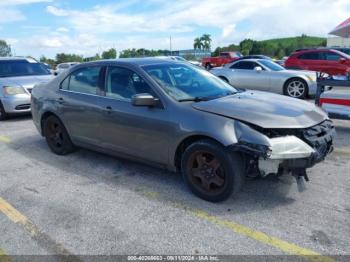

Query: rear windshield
(0, 60), (50, 77)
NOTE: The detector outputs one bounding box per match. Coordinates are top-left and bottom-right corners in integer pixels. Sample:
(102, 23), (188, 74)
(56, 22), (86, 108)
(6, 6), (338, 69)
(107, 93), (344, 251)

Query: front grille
(15, 104), (31, 110)
(302, 120), (334, 157)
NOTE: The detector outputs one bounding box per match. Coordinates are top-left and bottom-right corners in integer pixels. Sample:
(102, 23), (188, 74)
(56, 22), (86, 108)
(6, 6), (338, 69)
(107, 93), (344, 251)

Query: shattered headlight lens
(269, 136), (315, 159)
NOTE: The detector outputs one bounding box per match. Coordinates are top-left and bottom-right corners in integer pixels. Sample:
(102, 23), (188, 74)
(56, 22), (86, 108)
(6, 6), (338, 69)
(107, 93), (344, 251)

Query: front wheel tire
(284, 78), (308, 99)
(181, 139), (244, 202)
(43, 115), (76, 155)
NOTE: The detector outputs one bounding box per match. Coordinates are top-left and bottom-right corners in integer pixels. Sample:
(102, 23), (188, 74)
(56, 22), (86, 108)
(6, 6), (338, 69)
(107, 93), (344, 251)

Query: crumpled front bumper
(230, 120), (335, 176)
(259, 143), (333, 176)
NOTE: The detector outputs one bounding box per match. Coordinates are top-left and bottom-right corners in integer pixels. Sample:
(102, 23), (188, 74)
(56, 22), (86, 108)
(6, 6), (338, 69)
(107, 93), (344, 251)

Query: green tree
(193, 37), (203, 50)
(55, 53), (84, 64)
(201, 34), (212, 50)
(83, 53), (101, 62)
(102, 48), (117, 59)
(239, 39), (255, 55)
(0, 40), (12, 57)
(275, 48), (286, 59)
(40, 56), (56, 67)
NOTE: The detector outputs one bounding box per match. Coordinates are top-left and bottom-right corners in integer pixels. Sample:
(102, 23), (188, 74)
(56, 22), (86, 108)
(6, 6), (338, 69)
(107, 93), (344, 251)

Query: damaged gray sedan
(31, 59), (335, 202)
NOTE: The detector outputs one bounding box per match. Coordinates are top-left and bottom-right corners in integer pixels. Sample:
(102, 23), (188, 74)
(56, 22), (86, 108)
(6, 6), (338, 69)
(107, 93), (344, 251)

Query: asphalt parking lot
(0, 113), (349, 261)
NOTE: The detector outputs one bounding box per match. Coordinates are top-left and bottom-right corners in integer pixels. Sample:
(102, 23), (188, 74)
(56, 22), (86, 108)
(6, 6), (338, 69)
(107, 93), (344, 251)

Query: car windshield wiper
(178, 97), (210, 102)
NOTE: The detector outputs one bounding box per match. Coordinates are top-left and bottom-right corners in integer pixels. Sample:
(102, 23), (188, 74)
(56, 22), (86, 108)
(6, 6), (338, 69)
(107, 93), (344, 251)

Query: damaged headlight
(269, 136), (315, 159)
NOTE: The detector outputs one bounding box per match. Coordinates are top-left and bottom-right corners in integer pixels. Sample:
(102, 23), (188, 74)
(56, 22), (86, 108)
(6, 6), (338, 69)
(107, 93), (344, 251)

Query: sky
(0, 0), (349, 59)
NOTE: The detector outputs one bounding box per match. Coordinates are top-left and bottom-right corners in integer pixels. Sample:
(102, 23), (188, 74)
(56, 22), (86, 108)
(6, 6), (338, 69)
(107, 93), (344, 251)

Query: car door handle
(105, 106), (112, 114)
(58, 97), (64, 104)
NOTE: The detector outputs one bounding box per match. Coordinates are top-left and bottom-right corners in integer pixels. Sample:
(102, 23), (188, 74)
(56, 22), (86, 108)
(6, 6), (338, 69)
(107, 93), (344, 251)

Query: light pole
(170, 36), (172, 56)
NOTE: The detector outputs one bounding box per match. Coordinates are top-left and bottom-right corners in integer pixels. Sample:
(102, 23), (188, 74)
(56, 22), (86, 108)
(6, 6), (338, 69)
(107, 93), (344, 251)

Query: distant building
(327, 37), (350, 48)
(328, 17), (350, 47)
(170, 49), (211, 59)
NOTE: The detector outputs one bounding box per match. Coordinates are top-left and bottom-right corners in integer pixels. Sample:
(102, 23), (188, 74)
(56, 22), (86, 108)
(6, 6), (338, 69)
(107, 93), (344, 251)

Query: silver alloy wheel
(286, 80), (306, 98)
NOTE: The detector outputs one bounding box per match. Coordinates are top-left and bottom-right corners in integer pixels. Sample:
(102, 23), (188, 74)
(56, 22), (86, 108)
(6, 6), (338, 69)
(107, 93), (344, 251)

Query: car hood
(192, 91), (327, 129)
(0, 75), (53, 89)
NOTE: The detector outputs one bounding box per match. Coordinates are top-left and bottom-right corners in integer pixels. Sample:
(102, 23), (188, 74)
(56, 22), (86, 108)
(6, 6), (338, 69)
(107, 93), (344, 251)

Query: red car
(202, 52), (242, 70)
(285, 49), (350, 77)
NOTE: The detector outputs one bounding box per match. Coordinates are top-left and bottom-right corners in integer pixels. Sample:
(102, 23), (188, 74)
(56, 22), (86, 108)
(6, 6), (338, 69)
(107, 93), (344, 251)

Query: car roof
(58, 62), (80, 65)
(0, 57), (38, 62)
(79, 58), (183, 67)
(233, 58), (266, 62)
(294, 48), (341, 53)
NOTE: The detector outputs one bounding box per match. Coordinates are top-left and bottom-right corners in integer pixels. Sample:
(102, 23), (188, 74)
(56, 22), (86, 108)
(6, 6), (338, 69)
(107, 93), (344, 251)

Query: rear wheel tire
(0, 101), (8, 121)
(283, 78), (308, 99)
(181, 139), (244, 202)
(43, 115), (76, 155)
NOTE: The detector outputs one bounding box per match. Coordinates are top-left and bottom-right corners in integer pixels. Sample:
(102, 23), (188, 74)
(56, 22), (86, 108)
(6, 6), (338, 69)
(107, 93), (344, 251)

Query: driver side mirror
(339, 57), (346, 64)
(254, 66), (263, 72)
(131, 93), (158, 107)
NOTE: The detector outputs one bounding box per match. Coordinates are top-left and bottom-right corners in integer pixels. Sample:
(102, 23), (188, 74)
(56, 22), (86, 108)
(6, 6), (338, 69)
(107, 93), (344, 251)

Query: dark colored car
(237, 55), (272, 60)
(285, 49), (350, 76)
(31, 59), (334, 202)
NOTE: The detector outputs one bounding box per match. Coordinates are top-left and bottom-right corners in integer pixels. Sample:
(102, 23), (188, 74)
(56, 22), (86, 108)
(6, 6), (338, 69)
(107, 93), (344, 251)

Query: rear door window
(61, 66), (102, 95)
(298, 52), (320, 60)
(325, 52), (341, 61)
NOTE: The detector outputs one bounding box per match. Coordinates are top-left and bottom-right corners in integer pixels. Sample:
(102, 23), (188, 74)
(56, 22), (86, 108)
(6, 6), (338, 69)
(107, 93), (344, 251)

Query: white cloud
(222, 25), (236, 39)
(46, 5), (69, 16)
(0, 0), (51, 24)
(45, 0), (350, 38)
(12, 0), (350, 58)
(56, 27), (69, 33)
(0, 0), (51, 6)
(0, 9), (26, 24)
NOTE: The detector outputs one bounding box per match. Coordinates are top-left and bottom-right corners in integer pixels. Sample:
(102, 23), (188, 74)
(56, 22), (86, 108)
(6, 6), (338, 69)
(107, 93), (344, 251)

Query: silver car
(31, 59), (335, 202)
(54, 62), (80, 75)
(210, 59), (317, 99)
(0, 57), (53, 120)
